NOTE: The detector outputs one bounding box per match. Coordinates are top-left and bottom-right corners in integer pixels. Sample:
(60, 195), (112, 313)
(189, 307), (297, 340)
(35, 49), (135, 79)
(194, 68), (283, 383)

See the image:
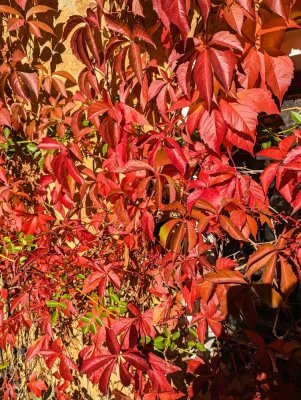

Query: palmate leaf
(1, 0), (300, 396)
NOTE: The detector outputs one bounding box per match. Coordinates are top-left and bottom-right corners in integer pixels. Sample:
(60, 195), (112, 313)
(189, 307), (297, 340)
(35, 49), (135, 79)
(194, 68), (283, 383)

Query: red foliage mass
(0, 0), (301, 399)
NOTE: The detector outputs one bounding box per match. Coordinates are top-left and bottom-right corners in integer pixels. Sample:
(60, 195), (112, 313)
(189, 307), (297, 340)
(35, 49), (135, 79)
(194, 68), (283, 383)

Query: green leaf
(290, 111), (301, 125)
(81, 317), (90, 323)
(170, 342), (176, 351)
(189, 327), (198, 338)
(172, 331), (180, 340)
(154, 336), (165, 349)
(95, 317), (103, 326)
(46, 300), (61, 308)
(0, 361), (9, 370)
(82, 325), (89, 334)
(154, 341), (165, 350)
(27, 143), (38, 153)
(89, 323), (97, 334)
(3, 127), (10, 138)
(188, 340), (195, 348)
(140, 336), (151, 345)
(110, 293), (119, 304)
(118, 306), (127, 315)
(196, 342), (206, 352)
(46, 300), (66, 310)
(262, 141), (271, 149)
(102, 143), (108, 157)
(51, 309), (59, 325)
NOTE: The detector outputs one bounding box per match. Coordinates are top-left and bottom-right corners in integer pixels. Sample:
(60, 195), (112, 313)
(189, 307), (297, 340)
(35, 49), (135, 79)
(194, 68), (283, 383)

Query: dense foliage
(0, 0), (301, 398)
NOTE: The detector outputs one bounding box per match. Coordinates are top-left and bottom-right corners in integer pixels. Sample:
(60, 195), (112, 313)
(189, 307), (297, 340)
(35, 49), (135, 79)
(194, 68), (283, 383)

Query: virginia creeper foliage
(0, 0), (301, 398)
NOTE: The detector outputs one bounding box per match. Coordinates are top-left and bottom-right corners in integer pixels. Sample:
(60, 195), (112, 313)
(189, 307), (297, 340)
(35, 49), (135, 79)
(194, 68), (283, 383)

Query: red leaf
(210, 31), (243, 51)
(106, 328), (120, 355)
(81, 355), (115, 375)
(0, 108), (11, 127)
(123, 352), (149, 371)
(59, 356), (74, 381)
(197, 0), (211, 25)
(240, 48), (261, 89)
(133, 24), (156, 47)
(220, 98), (258, 134)
(26, 5), (54, 20)
(205, 270), (246, 284)
(207, 319), (222, 338)
(118, 103), (148, 125)
(88, 101), (110, 120)
(198, 109), (226, 154)
(265, 0), (292, 21)
(236, 0), (255, 16)
(26, 336), (45, 362)
(176, 61), (191, 97)
(66, 157), (84, 185)
(246, 244), (276, 277)
(129, 42), (143, 85)
(104, 14), (132, 38)
(209, 48), (236, 92)
(0, 5), (22, 17)
(148, 353), (181, 374)
(62, 16), (85, 41)
(7, 17), (25, 32)
(165, 144), (187, 175)
(260, 162), (280, 194)
(15, 0), (27, 10)
(39, 138), (66, 151)
(265, 53), (294, 103)
(224, 4), (244, 35)
(119, 360), (132, 386)
(120, 160), (154, 173)
(28, 20), (55, 36)
(98, 361), (115, 394)
(194, 48), (212, 108)
(141, 211), (155, 242)
(82, 271), (103, 294)
(161, 0), (190, 44)
(236, 88), (279, 116)
(18, 72), (39, 100)
(219, 215), (248, 241)
(280, 255), (297, 294)
(132, 0), (145, 17)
